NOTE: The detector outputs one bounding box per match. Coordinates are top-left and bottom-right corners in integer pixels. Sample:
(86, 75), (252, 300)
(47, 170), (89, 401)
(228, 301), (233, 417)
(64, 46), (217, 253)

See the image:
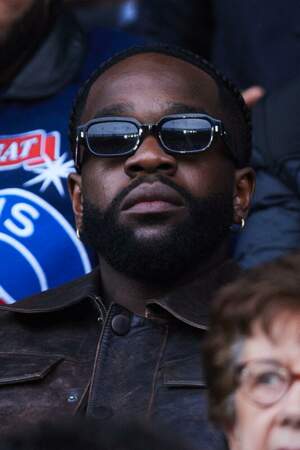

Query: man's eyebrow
(94, 103), (135, 118)
(93, 102), (209, 118)
(165, 103), (208, 115)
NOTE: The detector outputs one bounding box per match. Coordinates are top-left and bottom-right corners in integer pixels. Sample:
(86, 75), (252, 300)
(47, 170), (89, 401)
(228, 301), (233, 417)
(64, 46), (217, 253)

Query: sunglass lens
(161, 118), (212, 153)
(87, 121), (139, 156)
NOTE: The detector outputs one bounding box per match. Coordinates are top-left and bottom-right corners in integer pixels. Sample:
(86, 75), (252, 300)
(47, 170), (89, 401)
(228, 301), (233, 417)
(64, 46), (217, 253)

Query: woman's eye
(255, 371), (282, 385)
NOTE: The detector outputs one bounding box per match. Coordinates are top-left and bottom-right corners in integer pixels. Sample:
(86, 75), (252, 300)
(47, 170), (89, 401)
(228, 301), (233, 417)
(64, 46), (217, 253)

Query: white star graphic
(23, 153), (74, 197)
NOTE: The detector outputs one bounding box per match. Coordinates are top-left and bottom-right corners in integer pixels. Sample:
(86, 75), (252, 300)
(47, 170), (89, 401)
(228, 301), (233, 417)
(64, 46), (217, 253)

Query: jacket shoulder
(0, 268), (100, 314)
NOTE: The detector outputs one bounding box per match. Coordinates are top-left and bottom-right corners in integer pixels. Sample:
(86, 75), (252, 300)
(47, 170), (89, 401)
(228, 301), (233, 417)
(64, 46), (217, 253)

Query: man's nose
(124, 135), (177, 178)
(277, 380), (300, 429)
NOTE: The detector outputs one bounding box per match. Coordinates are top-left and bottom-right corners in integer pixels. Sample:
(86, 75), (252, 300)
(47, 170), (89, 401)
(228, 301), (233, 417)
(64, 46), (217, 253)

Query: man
(0, 46), (254, 449)
(0, 0), (142, 303)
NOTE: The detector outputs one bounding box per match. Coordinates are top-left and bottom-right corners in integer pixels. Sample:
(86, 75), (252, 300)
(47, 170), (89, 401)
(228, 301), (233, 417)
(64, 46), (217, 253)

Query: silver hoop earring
(76, 228), (81, 240)
(230, 217), (246, 233)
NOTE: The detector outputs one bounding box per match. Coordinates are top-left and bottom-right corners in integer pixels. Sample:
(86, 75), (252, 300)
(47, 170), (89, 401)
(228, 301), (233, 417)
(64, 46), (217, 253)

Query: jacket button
(67, 392), (79, 403)
(111, 314), (130, 336)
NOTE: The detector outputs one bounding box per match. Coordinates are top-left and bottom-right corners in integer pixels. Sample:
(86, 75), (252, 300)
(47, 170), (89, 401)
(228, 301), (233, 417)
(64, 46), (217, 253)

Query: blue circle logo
(0, 188), (91, 303)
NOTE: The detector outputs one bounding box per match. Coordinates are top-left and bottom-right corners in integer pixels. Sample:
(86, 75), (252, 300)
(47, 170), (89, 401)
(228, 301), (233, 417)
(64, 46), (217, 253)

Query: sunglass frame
(75, 113), (234, 170)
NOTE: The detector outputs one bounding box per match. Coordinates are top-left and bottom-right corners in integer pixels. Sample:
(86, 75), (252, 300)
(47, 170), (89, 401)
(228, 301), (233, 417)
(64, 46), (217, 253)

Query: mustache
(108, 174), (193, 213)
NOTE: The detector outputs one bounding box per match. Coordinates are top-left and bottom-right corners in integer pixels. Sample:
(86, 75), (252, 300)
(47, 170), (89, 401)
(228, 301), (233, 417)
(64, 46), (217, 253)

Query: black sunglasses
(75, 113), (236, 169)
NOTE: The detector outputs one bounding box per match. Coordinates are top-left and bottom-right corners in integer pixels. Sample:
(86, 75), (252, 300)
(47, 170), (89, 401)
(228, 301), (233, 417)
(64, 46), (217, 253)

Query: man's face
(69, 53), (252, 281)
(229, 313), (300, 450)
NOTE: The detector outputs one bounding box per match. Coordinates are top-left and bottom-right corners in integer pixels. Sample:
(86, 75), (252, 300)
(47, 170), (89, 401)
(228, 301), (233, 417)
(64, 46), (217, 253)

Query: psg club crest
(0, 188), (91, 304)
(0, 130), (92, 304)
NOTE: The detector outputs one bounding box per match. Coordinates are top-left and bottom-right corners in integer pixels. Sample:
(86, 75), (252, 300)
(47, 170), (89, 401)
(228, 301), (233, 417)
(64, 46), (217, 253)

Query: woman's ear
(68, 172), (83, 233)
(233, 167), (255, 225)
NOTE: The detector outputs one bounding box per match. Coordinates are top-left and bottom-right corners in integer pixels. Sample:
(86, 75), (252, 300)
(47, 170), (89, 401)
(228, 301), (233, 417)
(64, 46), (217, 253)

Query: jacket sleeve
(234, 164), (300, 268)
(235, 79), (300, 268)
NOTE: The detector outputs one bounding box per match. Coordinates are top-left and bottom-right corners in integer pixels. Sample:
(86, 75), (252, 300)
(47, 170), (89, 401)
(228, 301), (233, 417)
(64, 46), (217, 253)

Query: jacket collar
(145, 259), (240, 329)
(0, 260), (240, 328)
(1, 12), (86, 100)
(0, 269), (101, 314)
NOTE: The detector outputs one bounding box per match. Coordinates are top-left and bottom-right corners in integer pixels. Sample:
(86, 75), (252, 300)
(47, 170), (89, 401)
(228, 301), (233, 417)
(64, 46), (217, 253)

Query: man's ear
(68, 172), (83, 232)
(233, 167), (255, 225)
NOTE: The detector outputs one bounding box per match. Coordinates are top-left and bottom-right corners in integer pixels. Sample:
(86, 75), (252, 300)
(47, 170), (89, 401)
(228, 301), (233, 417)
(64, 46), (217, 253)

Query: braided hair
(69, 44), (252, 170)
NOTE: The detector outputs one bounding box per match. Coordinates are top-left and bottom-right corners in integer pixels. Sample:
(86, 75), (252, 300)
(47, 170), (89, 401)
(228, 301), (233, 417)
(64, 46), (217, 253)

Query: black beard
(82, 176), (233, 284)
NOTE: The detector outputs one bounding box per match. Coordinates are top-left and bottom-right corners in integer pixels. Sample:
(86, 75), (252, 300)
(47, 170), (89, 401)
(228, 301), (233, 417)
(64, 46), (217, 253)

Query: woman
(204, 251), (300, 450)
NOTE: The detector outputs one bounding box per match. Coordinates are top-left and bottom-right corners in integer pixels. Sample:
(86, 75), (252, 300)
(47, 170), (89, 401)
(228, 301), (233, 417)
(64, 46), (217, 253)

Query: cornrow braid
(69, 44), (252, 171)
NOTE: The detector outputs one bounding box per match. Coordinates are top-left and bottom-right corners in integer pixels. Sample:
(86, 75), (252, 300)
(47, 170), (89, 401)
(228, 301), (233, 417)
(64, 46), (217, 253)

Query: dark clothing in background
(234, 157), (300, 267)
(0, 260), (239, 449)
(136, 0), (300, 91)
(133, 0), (213, 59)
(212, 0), (300, 91)
(234, 78), (300, 267)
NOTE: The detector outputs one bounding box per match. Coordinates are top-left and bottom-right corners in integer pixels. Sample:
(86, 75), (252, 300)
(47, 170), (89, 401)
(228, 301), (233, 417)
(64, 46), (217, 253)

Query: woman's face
(228, 312), (300, 450)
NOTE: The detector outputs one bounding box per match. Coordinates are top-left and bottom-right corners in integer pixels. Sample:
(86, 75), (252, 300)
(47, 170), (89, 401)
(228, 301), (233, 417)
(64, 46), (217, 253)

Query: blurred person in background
(0, 0), (143, 304)
(204, 251), (300, 450)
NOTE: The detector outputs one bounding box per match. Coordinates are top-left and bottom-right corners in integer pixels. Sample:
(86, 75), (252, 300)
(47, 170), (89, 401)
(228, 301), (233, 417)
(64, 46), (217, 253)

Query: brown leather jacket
(0, 261), (239, 449)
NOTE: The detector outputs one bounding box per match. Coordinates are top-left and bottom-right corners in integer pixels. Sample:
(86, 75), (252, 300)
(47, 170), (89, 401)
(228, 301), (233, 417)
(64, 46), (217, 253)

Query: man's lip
(120, 182), (185, 212)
